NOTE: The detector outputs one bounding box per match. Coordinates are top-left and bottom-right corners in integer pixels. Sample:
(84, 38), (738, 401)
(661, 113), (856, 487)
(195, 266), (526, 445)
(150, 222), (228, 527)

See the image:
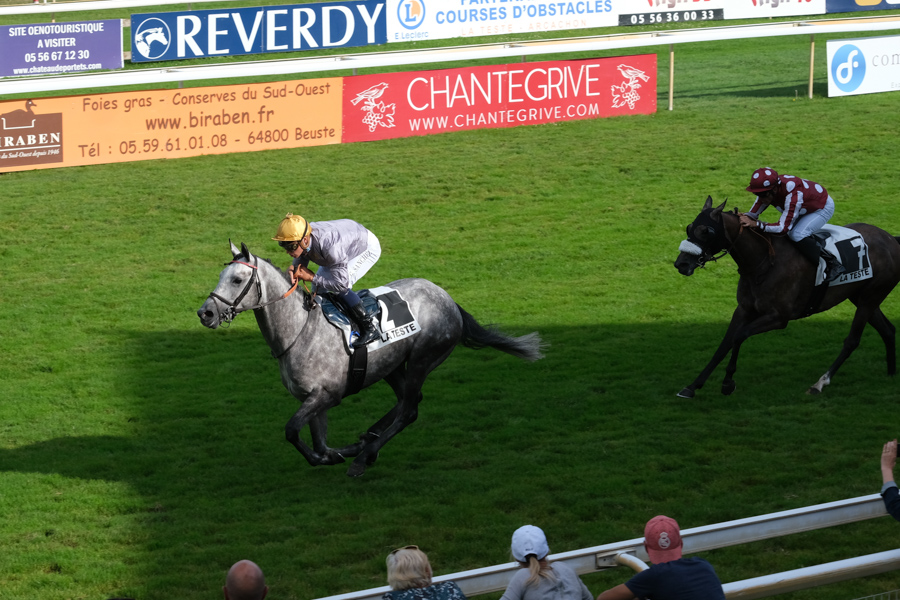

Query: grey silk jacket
(292, 219), (372, 293)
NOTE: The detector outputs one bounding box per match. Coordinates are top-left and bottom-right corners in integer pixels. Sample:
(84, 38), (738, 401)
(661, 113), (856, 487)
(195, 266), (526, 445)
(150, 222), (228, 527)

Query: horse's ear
(703, 195), (713, 211)
(240, 242), (251, 260)
(229, 239), (241, 258)
(710, 199), (727, 219)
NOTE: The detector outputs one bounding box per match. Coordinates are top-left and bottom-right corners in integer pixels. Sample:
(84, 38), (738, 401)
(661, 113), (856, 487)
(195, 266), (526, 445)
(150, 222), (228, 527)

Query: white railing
(1, 14), (899, 97)
(312, 494), (895, 600)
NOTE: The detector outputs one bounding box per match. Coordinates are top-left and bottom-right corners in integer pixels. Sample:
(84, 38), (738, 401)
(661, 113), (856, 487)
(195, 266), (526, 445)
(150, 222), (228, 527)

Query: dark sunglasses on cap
(278, 240), (301, 252)
(390, 545), (419, 555)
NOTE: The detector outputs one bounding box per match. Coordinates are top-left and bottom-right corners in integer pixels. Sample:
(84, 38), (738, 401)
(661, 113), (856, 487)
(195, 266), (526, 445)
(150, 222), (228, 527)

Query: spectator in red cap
(499, 525), (593, 600)
(880, 439), (900, 522)
(738, 167), (844, 283)
(595, 515), (725, 600)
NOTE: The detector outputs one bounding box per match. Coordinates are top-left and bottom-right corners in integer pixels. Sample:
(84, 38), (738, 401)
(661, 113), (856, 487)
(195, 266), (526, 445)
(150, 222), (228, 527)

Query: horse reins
(716, 210), (778, 280)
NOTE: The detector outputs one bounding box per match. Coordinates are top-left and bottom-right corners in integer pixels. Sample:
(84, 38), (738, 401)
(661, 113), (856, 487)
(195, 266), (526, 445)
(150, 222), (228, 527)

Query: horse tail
(456, 304), (545, 362)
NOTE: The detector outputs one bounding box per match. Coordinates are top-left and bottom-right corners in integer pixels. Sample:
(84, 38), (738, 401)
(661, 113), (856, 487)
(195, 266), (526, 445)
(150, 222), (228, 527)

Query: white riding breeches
(316, 230), (381, 289)
(788, 196), (835, 242)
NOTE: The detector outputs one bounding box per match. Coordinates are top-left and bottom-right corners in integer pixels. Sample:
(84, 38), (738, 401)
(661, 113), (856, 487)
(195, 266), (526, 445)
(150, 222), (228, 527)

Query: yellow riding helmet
(272, 213), (310, 242)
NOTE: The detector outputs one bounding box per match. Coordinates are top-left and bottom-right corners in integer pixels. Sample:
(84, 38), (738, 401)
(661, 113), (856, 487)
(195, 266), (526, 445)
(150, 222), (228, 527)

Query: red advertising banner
(342, 55), (657, 143)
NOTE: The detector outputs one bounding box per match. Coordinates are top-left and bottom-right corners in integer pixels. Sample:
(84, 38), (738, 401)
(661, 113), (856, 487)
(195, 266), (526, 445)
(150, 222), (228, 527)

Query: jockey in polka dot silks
(738, 167), (845, 283)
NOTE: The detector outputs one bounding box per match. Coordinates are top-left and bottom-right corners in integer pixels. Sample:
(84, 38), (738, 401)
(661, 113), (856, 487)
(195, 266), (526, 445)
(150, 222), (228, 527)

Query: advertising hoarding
(386, 0), (617, 42)
(0, 20), (123, 77)
(0, 78), (341, 173)
(131, 1), (386, 62)
(616, 0), (726, 27)
(827, 35), (900, 97)
(0, 54), (657, 173)
(826, 0), (900, 12)
(342, 55), (657, 143)
(728, 0), (826, 19)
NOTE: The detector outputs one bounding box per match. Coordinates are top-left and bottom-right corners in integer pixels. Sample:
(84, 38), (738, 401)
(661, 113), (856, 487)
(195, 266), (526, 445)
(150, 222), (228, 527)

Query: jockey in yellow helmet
(274, 213), (382, 347)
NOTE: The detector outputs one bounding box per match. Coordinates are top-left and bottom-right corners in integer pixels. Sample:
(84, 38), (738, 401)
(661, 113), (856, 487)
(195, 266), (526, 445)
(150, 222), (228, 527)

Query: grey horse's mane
(257, 255), (311, 298)
(242, 253), (292, 283)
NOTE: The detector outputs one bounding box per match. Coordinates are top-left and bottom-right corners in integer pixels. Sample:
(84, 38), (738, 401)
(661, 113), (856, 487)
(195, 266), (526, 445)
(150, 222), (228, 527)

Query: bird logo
(611, 64), (650, 110)
(352, 83), (396, 133)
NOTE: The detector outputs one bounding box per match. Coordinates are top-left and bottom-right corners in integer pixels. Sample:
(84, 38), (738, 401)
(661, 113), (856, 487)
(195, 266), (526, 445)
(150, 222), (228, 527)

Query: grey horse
(197, 242), (544, 476)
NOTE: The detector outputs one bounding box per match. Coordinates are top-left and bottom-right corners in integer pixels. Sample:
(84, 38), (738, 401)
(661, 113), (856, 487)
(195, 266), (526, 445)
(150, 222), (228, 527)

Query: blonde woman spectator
(499, 525), (593, 600)
(384, 546), (466, 600)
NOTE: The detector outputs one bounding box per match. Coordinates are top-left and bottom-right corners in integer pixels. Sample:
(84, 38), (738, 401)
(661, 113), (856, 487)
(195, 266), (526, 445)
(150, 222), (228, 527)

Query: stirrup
(824, 262), (845, 283)
(352, 327), (380, 348)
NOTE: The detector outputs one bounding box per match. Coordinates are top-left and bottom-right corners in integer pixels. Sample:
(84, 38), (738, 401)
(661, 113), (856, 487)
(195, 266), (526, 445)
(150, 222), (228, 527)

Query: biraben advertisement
(342, 55), (657, 143)
(0, 78), (341, 173)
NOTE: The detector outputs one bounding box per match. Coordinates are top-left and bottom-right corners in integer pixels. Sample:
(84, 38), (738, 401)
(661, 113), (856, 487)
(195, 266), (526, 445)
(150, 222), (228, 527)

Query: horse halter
(679, 214), (734, 269)
(206, 256), (309, 326)
(207, 258), (262, 325)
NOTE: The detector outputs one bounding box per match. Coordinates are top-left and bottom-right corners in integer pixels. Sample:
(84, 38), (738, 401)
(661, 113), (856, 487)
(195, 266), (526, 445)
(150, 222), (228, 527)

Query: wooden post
(669, 43), (674, 111)
(808, 34), (815, 99)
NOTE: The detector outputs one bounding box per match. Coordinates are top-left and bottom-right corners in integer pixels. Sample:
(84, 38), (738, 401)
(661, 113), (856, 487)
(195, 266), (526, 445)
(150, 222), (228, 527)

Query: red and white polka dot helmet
(746, 167), (780, 193)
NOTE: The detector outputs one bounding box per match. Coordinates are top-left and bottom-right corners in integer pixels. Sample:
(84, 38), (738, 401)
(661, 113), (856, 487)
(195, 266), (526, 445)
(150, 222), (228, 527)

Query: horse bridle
(206, 256), (307, 325)
(679, 212), (741, 269)
(207, 258), (263, 325)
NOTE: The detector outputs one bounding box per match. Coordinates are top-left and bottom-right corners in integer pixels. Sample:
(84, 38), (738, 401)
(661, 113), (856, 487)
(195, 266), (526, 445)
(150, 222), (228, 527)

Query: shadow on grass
(0, 319), (896, 598)
(660, 81), (831, 101)
(1, 317), (895, 481)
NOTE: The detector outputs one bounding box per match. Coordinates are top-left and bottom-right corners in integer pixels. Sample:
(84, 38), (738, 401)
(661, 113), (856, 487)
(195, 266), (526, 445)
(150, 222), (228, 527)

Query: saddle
(802, 225), (873, 317)
(317, 286), (422, 395)
(317, 291), (382, 353)
(811, 225), (872, 287)
(317, 285), (422, 354)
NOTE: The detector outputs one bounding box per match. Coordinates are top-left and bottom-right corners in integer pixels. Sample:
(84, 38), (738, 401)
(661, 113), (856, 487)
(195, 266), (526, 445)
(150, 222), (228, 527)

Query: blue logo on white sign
(134, 18), (171, 60)
(831, 44), (866, 92)
(397, 0), (425, 30)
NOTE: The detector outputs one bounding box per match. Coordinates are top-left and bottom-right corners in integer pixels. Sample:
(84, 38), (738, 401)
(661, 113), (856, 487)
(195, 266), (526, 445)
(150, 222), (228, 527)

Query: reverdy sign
(131, 0), (386, 62)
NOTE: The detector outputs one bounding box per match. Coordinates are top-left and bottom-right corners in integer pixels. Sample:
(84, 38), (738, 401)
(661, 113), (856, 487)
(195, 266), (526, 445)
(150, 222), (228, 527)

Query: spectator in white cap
(499, 525), (593, 600)
(595, 515), (725, 600)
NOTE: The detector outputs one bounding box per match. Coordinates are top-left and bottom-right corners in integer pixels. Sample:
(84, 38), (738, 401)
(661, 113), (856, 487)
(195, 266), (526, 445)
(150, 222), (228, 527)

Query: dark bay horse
(197, 242), (544, 476)
(673, 197), (900, 397)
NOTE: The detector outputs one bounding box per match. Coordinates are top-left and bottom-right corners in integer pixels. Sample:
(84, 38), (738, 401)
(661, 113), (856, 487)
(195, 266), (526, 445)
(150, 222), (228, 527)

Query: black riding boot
(817, 240), (846, 283)
(793, 236), (820, 266)
(349, 302), (380, 348)
(794, 236), (845, 283)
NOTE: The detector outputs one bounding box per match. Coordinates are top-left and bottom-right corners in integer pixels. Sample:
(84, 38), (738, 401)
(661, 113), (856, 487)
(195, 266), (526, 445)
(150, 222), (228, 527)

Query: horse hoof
(347, 461), (367, 477)
(806, 386), (821, 395)
(721, 380), (736, 395)
(676, 387), (695, 399)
